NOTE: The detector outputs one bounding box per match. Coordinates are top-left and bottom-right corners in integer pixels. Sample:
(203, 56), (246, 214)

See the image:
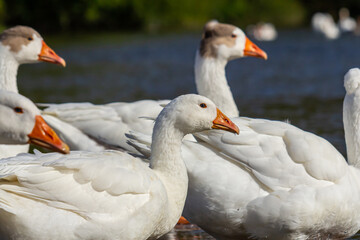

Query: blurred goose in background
(338, 7), (357, 33)
(354, 16), (360, 36)
(129, 68), (360, 239)
(247, 22), (277, 41)
(0, 94), (238, 239)
(0, 90), (69, 157)
(0, 25), (66, 157)
(41, 20), (267, 151)
(312, 12), (340, 40)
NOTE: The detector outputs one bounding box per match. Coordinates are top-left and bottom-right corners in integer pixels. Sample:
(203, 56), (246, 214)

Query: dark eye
(14, 107), (23, 114)
(200, 103), (207, 108)
(231, 34), (237, 38)
(204, 31), (212, 39)
(27, 37), (33, 41)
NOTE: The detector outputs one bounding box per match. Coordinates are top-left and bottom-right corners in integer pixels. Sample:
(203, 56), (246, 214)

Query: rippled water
(17, 29), (360, 239)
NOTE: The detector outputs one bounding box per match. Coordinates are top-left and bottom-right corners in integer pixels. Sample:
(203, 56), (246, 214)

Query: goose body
(128, 69), (360, 239)
(41, 21), (266, 151)
(0, 94), (238, 239)
(0, 26), (66, 157)
(185, 118), (358, 239)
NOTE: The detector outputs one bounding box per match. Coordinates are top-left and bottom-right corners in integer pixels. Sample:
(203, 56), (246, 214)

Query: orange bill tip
(244, 37), (268, 60)
(212, 108), (239, 134)
(38, 40), (66, 67)
(177, 216), (191, 225)
(28, 115), (69, 154)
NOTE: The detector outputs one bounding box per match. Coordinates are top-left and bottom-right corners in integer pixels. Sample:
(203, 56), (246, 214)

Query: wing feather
(42, 100), (167, 151)
(0, 151), (158, 218)
(194, 117), (348, 189)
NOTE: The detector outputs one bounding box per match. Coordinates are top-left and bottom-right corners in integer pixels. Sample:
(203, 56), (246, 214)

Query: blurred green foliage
(0, 0), (359, 33)
(0, 0), (4, 31)
(0, 0), (305, 33)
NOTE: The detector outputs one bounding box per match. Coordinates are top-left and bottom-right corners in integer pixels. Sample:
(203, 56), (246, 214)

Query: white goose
(0, 90), (69, 157)
(338, 8), (357, 33)
(0, 94), (239, 240)
(312, 12), (340, 40)
(129, 68), (360, 239)
(0, 26), (66, 92)
(41, 20), (267, 151)
(247, 22), (277, 42)
(0, 25), (67, 157)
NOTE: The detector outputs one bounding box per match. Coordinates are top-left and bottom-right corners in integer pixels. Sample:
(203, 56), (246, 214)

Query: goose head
(0, 25), (66, 66)
(157, 94), (239, 135)
(344, 68), (360, 95)
(339, 8), (350, 21)
(199, 20), (267, 61)
(0, 90), (69, 154)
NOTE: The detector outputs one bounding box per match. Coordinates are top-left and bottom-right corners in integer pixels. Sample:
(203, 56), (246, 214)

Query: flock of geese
(0, 19), (360, 240)
(312, 8), (360, 39)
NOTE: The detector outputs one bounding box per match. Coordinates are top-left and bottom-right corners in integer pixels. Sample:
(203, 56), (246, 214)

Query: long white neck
(0, 45), (19, 93)
(150, 115), (188, 231)
(343, 91), (360, 168)
(194, 50), (239, 117)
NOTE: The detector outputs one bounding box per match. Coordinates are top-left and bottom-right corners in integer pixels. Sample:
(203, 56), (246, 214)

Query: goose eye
(27, 37), (33, 41)
(204, 31), (212, 39)
(14, 107), (24, 114)
(231, 34), (237, 38)
(200, 103), (207, 108)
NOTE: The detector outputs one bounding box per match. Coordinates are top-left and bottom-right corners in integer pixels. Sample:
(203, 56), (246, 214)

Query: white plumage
(0, 94), (239, 239)
(41, 100), (167, 151)
(129, 69), (360, 239)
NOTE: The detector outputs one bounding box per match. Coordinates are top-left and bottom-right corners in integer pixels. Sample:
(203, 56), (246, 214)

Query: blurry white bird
(128, 68), (360, 239)
(0, 26), (67, 157)
(338, 7), (357, 33)
(247, 22), (277, 41)
(0, 94), (238, 240)
(312, 12), (340, 39)
(41, 20), (267, 151)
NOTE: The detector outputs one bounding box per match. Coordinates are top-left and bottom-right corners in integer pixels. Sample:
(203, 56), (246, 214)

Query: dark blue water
(17, 29), (360, 239)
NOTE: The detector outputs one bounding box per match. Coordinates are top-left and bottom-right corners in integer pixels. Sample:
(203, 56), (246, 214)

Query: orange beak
(28, 115), (70, 154)
(38, 40), (66, 67)
(212, 108), (239, 134)
(244, 37), (268, 60)
(177, 216), (191, 225)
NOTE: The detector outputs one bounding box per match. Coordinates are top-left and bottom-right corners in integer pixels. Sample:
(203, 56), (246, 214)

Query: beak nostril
(47, 132), (54, 140)
(43, 127), (54, 140)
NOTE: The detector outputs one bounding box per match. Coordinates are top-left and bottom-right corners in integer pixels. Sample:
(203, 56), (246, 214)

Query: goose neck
(344, 91), (360, 168)
(149, 114), (188, 229)
(0, 46), (19, 93)
(150, 122), (184, 172)
(194, 50), (239, 117)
